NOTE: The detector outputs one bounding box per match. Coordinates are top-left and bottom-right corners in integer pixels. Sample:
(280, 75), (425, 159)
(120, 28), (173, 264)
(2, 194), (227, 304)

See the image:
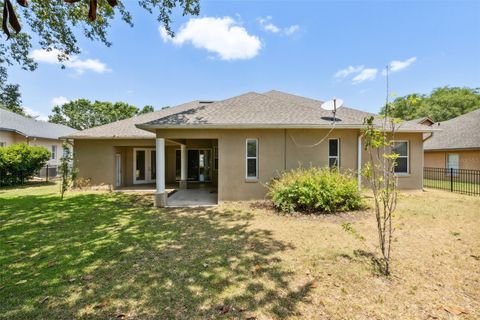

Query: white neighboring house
(0, 107), (77, 166)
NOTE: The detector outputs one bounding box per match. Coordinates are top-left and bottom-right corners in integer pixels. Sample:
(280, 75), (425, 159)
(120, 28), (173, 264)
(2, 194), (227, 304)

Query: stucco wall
(0, 130), (25, 145)
(74, 139), (155, 186)
(156, 129), (425, 201)
(425, 150), (480, 170)
(73, 130), (425, 199)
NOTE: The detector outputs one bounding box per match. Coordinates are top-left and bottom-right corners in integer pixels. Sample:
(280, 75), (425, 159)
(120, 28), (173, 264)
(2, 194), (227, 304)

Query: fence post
(450, 167), (453, 192)
(46, 165), (49, 182)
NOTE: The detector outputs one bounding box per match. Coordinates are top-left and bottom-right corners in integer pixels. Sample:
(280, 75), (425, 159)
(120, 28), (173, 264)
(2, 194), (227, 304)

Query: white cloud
(284, 25), (300, 36)
(30, 49), (110, 74)
(334, 65), (365, 79)
(383, 57), (417, 75)
(258, 16), (300, 36)
(160, 16), (262, 60)
(352, 68), (378, 84)
(23, 107), (48, 121)
(51, 96), (69, 106)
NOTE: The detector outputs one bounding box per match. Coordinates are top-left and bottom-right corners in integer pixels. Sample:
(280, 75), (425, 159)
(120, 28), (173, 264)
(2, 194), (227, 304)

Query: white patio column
(180, 144), (188, 189)
(155, 137), (167, 207)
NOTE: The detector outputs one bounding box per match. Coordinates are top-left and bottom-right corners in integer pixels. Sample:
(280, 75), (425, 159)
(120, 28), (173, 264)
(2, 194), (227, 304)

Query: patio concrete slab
(167, 188), (218, 207)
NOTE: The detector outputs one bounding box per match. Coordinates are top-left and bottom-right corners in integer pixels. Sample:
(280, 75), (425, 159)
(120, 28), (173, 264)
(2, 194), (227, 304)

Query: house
(424, 109), (480, 170)
(66, 90), (436, 207)
(0, 107), (78, 166)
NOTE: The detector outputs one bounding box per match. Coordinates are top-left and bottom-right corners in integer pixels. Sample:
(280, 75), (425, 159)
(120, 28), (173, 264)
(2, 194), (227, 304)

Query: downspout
(284, 129), (287, 171)
(357, 134), (362, 190)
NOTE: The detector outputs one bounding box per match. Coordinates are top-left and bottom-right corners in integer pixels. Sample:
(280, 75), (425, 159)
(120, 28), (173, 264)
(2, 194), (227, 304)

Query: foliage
(59, 142), (76, 200)
(361, 115), (400, 276)
(267, 167), (363, 214)
(48, 99), (154, 130)
(0, 143), (50, 186)
(0, 0), (200, 76)
(380, 86), (480, 122)
(0, 66), (24, 115)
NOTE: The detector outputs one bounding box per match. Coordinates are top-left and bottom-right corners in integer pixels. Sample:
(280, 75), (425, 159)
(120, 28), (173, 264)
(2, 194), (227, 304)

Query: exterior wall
(74, 139), (155, 187)
(0, 130), (26, 146)
(156, 129), (425, 201)
(425, 150), (480, 170)
(0, 130), (68, 166)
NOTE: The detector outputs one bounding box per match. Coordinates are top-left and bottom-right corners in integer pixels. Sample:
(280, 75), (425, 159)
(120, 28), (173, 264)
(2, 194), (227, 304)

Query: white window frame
(51, 145), (57, 160)
(245, 138), (258, 180)
(328, 138), (340, 168)
(392, 140), (409, 175)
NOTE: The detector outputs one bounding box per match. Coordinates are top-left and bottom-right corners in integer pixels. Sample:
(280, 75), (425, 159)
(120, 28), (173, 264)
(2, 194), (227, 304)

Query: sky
(8, 0), (480, 120)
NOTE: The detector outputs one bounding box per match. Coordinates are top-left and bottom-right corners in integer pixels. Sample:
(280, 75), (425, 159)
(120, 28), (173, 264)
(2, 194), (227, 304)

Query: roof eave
(136, 123), (438, 133)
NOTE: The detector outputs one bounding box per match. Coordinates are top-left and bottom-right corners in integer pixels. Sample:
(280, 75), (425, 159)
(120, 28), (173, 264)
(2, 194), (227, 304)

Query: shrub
(0, 143), (51, 186)
(267, 167), (363, 214)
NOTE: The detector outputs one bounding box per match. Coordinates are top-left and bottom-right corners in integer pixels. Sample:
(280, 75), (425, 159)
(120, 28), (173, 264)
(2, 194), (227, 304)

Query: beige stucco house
(423, 109), (480, 170)
(0, 108), (77, 166)
(66, 91), (435, 207)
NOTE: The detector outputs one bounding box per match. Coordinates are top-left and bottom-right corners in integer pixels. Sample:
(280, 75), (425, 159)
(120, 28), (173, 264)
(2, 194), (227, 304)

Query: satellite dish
(321, 98), (344, 111)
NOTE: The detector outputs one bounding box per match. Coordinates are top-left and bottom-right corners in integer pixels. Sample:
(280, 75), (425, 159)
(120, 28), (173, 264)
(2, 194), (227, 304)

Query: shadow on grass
(0, 190), (311, 319)
(0, 181), (56, 191)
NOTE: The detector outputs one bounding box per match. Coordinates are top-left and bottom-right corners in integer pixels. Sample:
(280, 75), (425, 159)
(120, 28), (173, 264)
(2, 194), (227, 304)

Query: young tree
(49, 99), (154, 130)
(59, 142), (75, 200)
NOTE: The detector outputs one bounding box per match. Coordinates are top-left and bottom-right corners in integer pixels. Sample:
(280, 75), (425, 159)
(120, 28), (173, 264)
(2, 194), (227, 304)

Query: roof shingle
(0, 107), (77, 139)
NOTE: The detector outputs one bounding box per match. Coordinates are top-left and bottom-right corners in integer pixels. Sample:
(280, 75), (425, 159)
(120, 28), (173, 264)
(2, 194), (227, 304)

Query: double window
(328, 139), (340, 168)
(392, 141), (409, 174)
(246, 139), (258, 180)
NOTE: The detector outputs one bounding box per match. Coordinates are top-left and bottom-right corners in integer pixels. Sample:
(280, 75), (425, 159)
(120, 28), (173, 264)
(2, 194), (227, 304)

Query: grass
(424, 179), (480, 195)
(1, 183), (479, 319)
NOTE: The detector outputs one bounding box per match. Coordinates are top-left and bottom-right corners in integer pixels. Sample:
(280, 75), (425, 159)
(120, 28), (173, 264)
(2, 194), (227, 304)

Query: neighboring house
(0, 108), (78, 166)
(423, 109), (480, 170)
(66, 90), (436, 206)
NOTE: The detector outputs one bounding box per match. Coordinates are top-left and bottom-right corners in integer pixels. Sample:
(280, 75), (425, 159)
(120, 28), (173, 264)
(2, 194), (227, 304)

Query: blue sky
(8, 0), (480, 120)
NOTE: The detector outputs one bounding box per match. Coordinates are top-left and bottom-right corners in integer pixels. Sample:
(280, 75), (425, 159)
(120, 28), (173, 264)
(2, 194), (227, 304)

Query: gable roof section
(137, 90), (435, 132)
(424, 109), (480, 151)
(0, 107), (77, 140)
(65, 100), (205, 139)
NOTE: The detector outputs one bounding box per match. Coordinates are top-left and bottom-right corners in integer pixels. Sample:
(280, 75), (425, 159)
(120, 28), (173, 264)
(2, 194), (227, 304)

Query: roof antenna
(321, 98), (344, 121)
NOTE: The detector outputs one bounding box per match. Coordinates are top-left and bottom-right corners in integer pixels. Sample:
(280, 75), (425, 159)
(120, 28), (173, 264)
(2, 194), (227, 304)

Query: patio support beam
(154, 137), (167, 207)
(180, 144), (187, 189)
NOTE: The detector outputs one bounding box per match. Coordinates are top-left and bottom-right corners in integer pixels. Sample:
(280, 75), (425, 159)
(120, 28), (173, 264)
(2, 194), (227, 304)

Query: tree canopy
(0, 66), (24, 115)
(0, 0), (200, 76)
(381, 86), (480, 122)
(48, 99), (154, 130)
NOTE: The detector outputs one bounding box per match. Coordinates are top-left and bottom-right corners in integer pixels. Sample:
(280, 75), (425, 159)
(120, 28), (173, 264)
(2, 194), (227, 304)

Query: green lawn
(1, 183), (479, 319)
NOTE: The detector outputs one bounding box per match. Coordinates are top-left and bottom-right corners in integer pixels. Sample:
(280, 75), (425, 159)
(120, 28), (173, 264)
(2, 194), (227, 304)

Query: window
(51, 145), (57, 160)
(447, 153), (459, 170)
(392, 141), (409, 174)
(246, 139), (258, 180)
(328, 139), (340, 168)
(0, 142), (5, 147)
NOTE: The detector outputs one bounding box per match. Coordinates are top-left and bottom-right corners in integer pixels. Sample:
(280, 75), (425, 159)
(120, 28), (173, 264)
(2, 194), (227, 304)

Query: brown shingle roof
(65, 101), (205, 139)
(138, 90), (435, 132)
(424, 109), (480, 150)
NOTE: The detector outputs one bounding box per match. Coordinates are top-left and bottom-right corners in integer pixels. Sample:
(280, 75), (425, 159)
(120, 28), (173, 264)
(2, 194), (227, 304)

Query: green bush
(267, 167), (364, 214)
(0, 143), (51, 186)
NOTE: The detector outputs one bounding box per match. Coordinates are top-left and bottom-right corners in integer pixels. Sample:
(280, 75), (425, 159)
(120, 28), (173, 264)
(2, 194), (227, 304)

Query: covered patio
(123, 137), (218, 207)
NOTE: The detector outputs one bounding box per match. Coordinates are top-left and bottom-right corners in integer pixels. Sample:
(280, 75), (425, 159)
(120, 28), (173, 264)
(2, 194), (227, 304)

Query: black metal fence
(423, 167), (480, 196)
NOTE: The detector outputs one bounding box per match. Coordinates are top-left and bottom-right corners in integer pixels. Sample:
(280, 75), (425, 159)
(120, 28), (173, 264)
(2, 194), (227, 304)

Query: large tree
(49, 99), (154, 130)
(0, 66), (24, 115)
(381, 86), (480, 122)
(0, 0), (200, 75)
